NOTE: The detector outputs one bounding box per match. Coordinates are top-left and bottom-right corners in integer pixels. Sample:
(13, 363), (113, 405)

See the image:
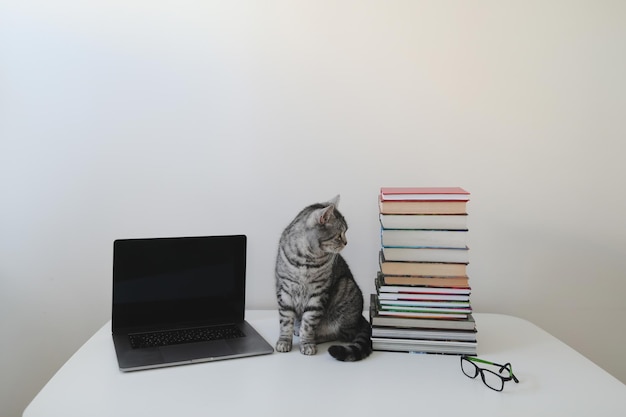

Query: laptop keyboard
(129, 325), (245, 349)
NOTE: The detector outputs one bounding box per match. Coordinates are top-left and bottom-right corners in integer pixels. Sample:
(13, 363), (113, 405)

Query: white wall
(2, 1), (625, 416)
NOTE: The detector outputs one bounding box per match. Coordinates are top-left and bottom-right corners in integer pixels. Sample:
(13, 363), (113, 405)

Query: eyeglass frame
(460, 355), (520, 391)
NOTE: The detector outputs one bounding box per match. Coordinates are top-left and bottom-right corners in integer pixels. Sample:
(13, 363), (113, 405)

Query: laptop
(111, 235), (274, 371)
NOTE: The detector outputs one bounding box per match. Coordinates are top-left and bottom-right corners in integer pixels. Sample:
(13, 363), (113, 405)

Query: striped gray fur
(274, 195), (372, 362)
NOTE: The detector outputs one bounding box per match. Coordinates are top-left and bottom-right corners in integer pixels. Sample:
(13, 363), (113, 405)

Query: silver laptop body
(111, 235), (273, 371)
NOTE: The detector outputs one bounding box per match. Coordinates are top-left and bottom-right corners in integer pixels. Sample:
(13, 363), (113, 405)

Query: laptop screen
(112, 235), (247, 332)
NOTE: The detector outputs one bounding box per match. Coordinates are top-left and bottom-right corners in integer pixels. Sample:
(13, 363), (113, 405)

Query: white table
(23, 311), (626, 417)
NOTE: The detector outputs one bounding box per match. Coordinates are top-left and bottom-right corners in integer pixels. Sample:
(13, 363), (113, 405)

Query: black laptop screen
(112, 235), (246, 332)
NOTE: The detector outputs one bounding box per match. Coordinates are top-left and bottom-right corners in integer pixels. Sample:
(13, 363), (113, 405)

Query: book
(378, 298), (471, 313)
(382, 246), (469, 264)
(380, 187), (470, 201)
(371, 337), (477, 355)
(381, 229), (468, 249)
(376, 275), (470, 299)
(379, 303), (471, 315)
(379, 198), (468, 215)
(379, 214), (468, 230)
(371, 326), (477, 342)
(378, 293), (470, 303)
(378, 286), (471, 296)
(376, 281), (471, 296)
(377, 272), (470, 288)
(370, 313), (477, 330)
(370, 295), (476, 330)
(376, 309), (469, 319)
(379, 252), (467, 277)
(375, 296), (471, 318)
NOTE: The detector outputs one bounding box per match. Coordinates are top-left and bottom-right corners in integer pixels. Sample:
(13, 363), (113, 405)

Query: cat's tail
(328, 315), (372, 362)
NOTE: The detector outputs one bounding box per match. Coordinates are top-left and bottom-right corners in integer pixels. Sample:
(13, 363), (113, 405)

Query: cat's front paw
(276, 339), (293, 353)
(300, 342), (317, 356)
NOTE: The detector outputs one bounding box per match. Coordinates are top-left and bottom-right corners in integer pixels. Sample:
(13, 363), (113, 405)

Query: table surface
(23, 311), (626, 417)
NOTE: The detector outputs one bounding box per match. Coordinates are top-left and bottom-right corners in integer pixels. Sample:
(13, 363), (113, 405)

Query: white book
(381, 229), (468, 249)
(379, 214), (468, 230)
(382, 246), (469, 263)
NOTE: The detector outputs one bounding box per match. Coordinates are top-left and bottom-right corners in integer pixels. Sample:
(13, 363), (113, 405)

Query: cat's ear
(318, 195), (340, 224)
(318, 204), (335, 225)
(308, 196), (340, 226)
(327, 195), (340, 207)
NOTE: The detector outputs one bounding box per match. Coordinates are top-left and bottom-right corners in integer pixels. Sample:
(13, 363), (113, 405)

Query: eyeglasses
(460, 356), (519, 391)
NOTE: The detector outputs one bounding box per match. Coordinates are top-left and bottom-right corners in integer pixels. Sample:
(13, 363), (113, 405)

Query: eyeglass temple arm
(465, 356), (493, 366)
(498, 362), (520, 383)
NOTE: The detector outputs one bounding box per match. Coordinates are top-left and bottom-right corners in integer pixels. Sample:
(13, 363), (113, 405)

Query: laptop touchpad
(159, 340), (233, 362)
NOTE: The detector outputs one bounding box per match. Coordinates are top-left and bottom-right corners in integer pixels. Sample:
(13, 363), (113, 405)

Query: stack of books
(370, 187), (477, 355)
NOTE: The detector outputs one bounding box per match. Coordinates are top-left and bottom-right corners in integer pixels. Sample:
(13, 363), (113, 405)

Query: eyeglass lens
(461, 357), (479, 378)
(461, 357), (506, 391)
(480, 369), (505, 391)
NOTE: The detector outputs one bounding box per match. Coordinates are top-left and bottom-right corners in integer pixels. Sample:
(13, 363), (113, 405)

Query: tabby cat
(274, 195), (372, 362)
